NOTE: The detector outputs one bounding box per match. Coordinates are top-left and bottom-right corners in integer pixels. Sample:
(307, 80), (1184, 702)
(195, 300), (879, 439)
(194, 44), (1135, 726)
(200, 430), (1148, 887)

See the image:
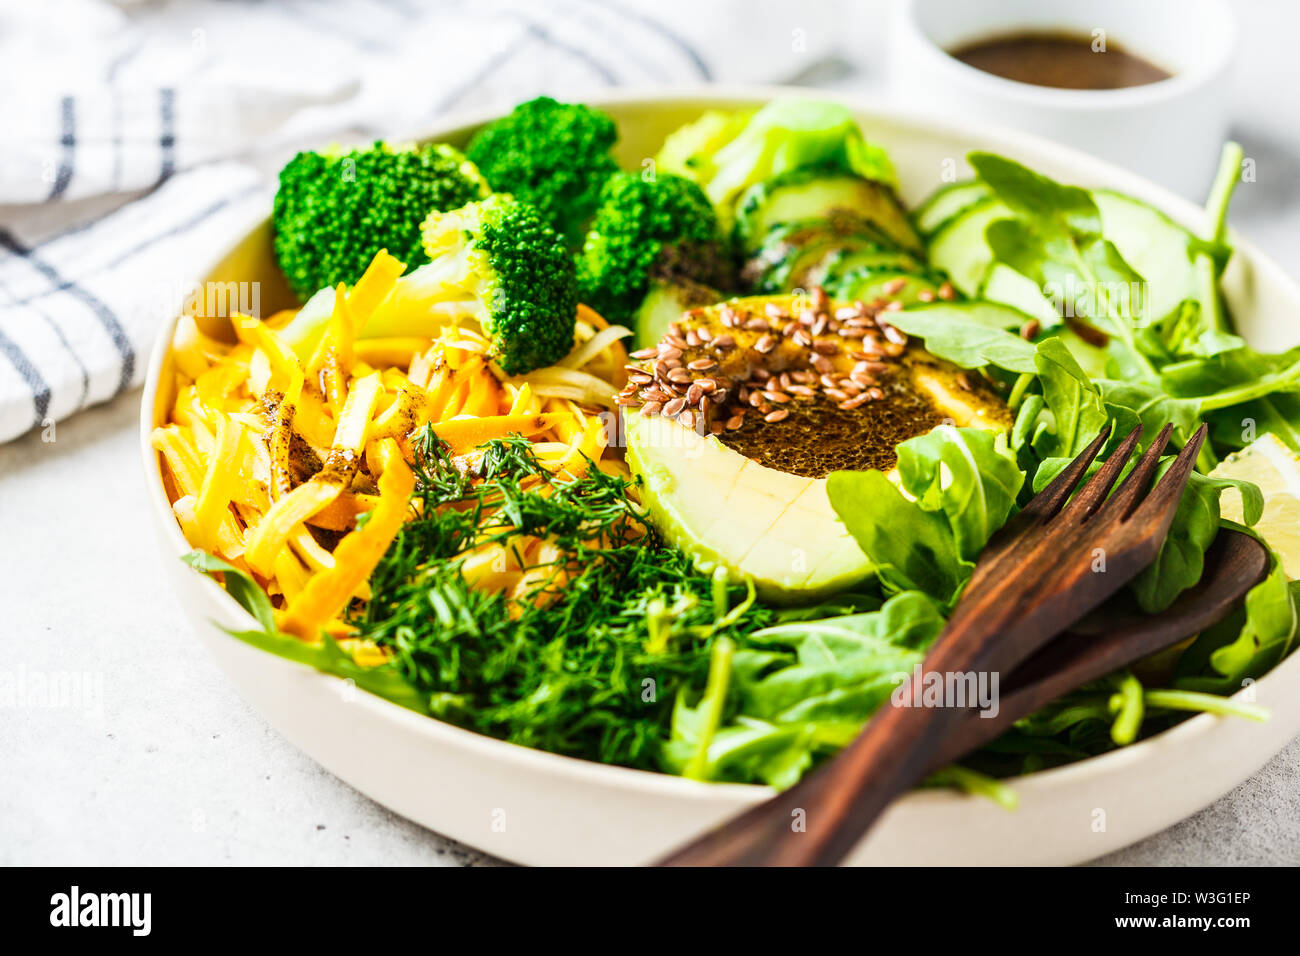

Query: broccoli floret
(577, 172), (735, 331)
(272, 141), (490, 301)
(418, 195), (577, 375)
(465, 97), (619, 245)
(657, 99), (897, 223)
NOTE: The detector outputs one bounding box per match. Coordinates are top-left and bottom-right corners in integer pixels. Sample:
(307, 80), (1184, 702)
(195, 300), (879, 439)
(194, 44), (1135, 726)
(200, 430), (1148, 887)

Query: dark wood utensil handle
(927, 528), (1269, 772)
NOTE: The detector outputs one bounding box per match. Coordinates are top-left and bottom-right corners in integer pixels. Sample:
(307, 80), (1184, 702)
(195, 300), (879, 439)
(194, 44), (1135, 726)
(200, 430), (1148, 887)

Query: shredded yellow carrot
(278, 440), (414, 640)
(154, 248), (633, 652)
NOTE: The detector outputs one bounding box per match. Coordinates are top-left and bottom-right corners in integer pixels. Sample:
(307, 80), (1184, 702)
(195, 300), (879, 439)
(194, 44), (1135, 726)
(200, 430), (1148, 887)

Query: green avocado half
(622, 297), (1012, 604)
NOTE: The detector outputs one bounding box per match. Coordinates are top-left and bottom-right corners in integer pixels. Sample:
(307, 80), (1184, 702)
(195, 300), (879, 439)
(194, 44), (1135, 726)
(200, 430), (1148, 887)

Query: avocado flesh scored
(622, 296), (1012, 603)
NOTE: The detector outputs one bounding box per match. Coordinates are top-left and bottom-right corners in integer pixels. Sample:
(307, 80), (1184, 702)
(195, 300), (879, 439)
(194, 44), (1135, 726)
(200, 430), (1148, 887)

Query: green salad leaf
(181, 550), (430, 713)
(1177, 525), (1299, 693)
(828, 426), (1024, 605)
(888, 301), (1037, 373)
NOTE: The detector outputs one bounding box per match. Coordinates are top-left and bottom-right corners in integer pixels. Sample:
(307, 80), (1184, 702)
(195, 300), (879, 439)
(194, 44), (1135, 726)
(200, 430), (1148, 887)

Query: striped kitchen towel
(0, 0), (857, 443)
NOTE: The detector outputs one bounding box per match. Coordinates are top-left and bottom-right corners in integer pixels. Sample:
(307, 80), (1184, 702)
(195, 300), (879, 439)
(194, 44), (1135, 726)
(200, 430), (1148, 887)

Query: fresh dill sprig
(348, 427), (775, 769)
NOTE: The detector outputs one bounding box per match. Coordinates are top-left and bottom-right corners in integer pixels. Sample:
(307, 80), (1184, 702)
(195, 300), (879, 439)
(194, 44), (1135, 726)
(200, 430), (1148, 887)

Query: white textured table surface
(4, 1), (1300, 866)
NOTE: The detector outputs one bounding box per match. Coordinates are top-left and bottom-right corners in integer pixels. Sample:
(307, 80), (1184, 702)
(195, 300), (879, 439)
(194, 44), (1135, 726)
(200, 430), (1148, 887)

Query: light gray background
(3, 0), (1299, 865)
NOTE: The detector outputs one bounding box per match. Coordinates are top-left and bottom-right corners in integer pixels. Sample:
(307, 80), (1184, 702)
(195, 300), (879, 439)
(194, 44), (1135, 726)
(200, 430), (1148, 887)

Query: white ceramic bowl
(141, 87), (1300, 866)
(891, 0), (1236, 199)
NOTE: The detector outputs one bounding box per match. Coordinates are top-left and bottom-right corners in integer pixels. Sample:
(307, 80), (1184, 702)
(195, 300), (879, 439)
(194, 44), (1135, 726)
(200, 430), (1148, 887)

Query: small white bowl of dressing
(890, 0), (1237, 199)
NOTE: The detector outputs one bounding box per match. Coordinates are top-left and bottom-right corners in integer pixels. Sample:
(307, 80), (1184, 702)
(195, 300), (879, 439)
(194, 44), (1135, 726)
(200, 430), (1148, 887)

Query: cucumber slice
(1093, 189), (1207, 327)
(927, 198), (1013, 296)
(745, 218), (896, 294)
(913, 180), (992, 237)
(978, 263), (1060, 328)
(833, 269), (941, 305)
(634, 281), (721, 348)
(734, 166), (923, 255)
(772, 234), (893, 293)
(816, 246), (926, 292)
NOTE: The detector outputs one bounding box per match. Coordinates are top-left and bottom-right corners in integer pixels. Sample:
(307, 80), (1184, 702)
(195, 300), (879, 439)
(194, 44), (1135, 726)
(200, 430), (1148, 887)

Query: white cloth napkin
(0, 0), (855, 442)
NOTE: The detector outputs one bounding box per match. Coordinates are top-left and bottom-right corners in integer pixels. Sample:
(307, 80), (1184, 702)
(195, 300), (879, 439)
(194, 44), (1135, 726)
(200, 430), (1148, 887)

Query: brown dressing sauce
(950, 31), (1171, 90)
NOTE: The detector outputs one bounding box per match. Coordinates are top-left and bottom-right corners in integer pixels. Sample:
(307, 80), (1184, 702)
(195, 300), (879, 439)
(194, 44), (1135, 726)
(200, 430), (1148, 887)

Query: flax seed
(762, 389), (791, 404)
(745, 317), (771, 332)
(725, 413), (745, 430)
(839, 392), (872, 410)
(754, 334), (778, 354)
(811, 286), (828, 311)
(881, 323), (908, 345)
(938, 282), (957, 301)
(764, 303), (789, 320)
(881, 277), (908, 296)
(667, 367), (692, 384)
(685, 330), (700, 347)
(627, 371), (653, 385)
(712, 388), (728, 405)
(764, 408), (789, 423)
(710, 421), (724, 435)
(678, 409), (695, 429)
(712, 333), (735, 350)
(698, 395), (711, 416)
(812, 354), (834, 374)
(1020, 319), (1041, 340)
(641, 401), (663, 416)
(793, 328), (813, 348)
(688, 358), (718, 371)
(748, 391), (763, 408)
(786, 384), (816, 398)
(812, 340), (838, 355)
(839, 326), (869, 339)
(629, 347), (657, 360)
(917, 289), (936, 302)
(835, 306), (859, 321)
(616, 394), (640, 406)
(662, 397), (686, 417)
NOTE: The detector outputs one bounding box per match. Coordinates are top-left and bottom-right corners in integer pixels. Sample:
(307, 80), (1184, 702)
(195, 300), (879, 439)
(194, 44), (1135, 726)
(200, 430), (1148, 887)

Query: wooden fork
(658, 421), (1210, 866)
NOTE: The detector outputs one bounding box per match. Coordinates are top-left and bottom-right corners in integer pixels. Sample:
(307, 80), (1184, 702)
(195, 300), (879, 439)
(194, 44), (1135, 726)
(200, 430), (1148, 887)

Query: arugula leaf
(1207, 395), (1300, 453)
(1097, 379), (1202, 448)
(1177, 526), (1299, 693)
(969, 152), (1100, 234)
(827, 469), (965, 600)
(1162, 345), (1300, 412)
(1030, 337), (1110, 458)
(668, 592), (943, 787)
(888, 301), (1037, 373)
(829, 427), (1024, 605)
(182, 549), (429, 713)
(182, 550), (275, 633)
(896, 425), (1024, 561)
(1129, 471), (1264, 614)
(970, 152), (1158, 380)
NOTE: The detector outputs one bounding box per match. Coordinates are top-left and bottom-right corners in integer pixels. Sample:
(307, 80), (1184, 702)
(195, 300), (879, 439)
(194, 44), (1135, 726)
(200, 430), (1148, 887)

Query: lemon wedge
(1211, 432), (1300, 579)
